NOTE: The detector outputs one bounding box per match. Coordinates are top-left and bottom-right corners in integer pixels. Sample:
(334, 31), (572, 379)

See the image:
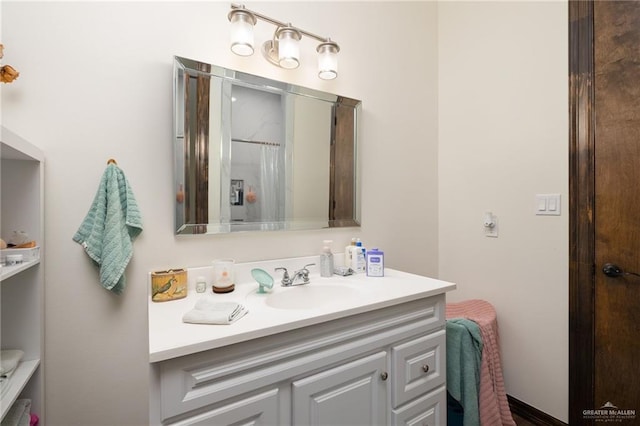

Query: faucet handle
(275, 267), (291, 285)
(299, 263), (316, 281)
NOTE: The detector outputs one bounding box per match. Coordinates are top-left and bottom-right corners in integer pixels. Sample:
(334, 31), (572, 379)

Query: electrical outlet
(483, 212), (498, 238)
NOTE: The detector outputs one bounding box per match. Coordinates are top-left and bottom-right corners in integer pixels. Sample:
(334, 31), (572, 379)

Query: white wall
(438, 1), (568, 422)
(1, 2), (439, 424)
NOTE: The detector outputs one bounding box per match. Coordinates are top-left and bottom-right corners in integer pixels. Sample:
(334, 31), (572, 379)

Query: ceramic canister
(151, 269), (187, 302)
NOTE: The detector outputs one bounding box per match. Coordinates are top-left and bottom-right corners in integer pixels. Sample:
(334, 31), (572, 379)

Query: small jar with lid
(6, 254), (23, 266)
(195, 276), (207, 293)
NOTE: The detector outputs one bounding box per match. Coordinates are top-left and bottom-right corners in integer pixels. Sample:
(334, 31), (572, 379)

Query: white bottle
(352, 239), (366, 273)
(344, 238), (356, 269)
(366, 248), (384, 277)
(320, 240), (334, 277)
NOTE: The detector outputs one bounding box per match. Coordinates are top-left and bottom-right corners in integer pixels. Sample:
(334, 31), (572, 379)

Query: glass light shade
(277, 28), (301, 69)
(317, 42), (339, 80)
(229, 10), (256, 56)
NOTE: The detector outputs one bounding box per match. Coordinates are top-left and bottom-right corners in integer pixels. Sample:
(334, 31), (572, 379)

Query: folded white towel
(182, 299), (248, 325)
(0, 370), (14, 399)
(1, 398), (31, 426)
(0, 349), (24, 375)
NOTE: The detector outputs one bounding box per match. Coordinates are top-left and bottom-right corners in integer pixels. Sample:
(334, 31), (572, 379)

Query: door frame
(569, 1), (595, 425)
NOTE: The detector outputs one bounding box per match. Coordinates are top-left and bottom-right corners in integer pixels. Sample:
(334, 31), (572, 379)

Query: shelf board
(0, 259), (40, 282)
(1, 127), (45, 162)
(0, 359), (40, 421)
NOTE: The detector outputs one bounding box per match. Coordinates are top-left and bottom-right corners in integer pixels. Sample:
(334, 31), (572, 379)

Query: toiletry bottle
(320, 240), (334, 277)
(366, 248), (384, 277)
(345, 238), (356, 269)
(352, 239), (366, 273)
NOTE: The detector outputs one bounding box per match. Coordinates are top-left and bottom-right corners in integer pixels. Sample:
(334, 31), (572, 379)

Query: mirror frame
(173, 56), (362, 234)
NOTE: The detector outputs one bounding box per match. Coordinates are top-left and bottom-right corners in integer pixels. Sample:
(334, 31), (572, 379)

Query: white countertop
(148, 257), (456, 363)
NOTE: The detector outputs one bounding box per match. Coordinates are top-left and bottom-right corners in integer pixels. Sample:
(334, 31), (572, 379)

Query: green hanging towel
(73, 163), (143, 294)
(446, 318), (483, 426)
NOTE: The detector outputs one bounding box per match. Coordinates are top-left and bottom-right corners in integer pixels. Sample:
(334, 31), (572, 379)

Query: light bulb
(317, 41), (339, 80)
(277, 27), (301, 69)
(229, 9), (256, 57)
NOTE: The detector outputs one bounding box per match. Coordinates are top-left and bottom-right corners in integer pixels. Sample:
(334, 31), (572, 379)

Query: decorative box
(151, 269), (188, 302)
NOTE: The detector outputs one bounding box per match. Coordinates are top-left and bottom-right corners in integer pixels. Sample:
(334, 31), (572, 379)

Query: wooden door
(570, 1), (640, 423)
(593, 0), (640, 414)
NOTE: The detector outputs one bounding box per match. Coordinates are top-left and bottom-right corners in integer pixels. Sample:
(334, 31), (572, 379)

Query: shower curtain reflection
(259, 144), (281, 222)
(229, 139), (284, 225)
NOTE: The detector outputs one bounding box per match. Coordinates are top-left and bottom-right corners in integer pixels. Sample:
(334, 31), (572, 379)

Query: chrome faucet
(275, 263), (315, 287)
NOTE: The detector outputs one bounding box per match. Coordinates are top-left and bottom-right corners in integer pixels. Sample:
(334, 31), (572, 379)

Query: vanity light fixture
(317, 40), (339, 80)
(228, 3), (340, 80)
(228, 7), (257, 56)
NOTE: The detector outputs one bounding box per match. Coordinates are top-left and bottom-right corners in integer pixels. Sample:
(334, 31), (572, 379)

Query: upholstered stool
(446, 299), (515, 426)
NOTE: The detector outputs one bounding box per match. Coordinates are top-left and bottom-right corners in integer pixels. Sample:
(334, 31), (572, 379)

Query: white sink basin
(247, 282), (363, 310)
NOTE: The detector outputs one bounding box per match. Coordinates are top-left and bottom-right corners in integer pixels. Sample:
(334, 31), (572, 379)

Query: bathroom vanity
(149, 259), (455, 425)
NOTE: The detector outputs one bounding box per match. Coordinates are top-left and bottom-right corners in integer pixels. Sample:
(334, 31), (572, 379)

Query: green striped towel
(446, 318), (483, 426)
(73, 163), (143, 294)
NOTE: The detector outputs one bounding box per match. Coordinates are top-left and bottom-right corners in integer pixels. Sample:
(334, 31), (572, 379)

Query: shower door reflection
(220, 83), (332, 231)
(226, 85), (286, 227)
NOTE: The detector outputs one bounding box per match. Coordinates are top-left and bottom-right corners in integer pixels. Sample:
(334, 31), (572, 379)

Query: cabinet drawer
(391, 385), (446, 426)
(165, 388), (280, 426)
(391, 329), (445, 408)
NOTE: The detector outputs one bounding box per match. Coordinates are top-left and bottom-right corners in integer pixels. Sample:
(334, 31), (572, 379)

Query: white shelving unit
(0, 127), (45, 423)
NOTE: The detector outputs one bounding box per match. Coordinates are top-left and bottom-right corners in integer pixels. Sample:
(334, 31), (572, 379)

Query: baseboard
(507, 395), (567, 426)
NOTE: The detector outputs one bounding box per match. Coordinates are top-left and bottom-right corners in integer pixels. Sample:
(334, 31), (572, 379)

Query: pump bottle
(320, 240), (334, 277)
(352, 239), (366, 273)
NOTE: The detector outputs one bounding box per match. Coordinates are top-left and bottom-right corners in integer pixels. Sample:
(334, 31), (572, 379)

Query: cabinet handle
(380, 372), (388, 381)
(422, 364), (429, 373)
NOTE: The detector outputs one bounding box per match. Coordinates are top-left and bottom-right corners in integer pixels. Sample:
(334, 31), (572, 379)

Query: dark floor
(513, 412), (541, 426)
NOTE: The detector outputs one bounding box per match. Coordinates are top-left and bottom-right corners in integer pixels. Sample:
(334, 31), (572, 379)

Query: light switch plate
(535, 194), (561, 216)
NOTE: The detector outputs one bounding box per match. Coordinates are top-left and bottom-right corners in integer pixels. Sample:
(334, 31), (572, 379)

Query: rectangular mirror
(173, 56), (361, 234)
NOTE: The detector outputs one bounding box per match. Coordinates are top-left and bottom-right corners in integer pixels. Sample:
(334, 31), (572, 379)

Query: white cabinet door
(166, 388), (280, 426)
(292, 351), (387, 426)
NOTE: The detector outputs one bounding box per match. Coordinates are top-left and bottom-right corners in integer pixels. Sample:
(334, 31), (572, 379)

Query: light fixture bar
(230, 3), (332, 44)
(229, 3), (340, 79)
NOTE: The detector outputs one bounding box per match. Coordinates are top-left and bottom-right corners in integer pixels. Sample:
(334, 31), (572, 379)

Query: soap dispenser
(320, 240), (334, 277)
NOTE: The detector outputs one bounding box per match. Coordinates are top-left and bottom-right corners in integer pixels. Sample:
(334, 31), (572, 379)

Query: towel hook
(107, 158), (117, 165)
